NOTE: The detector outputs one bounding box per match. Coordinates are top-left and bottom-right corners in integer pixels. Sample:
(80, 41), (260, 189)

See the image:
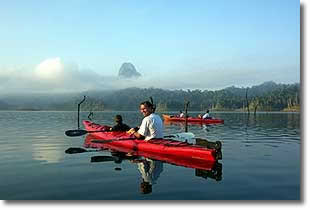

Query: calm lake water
(0, 111), (300, 200)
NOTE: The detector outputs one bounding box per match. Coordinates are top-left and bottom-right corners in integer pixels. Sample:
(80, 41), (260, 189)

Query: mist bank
(0, 81), (300, 112)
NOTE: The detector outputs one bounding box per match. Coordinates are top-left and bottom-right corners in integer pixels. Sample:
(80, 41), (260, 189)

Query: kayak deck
(83, 120), (219, 162)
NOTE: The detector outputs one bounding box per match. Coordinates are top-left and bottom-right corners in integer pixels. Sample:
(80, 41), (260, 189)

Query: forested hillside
(86, 81), (299, 112)
(0, 81), (300, 112)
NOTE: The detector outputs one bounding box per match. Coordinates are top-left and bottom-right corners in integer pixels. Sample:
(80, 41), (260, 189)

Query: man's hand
(127, 128), (136, 135)
(127, 128), (145, 139)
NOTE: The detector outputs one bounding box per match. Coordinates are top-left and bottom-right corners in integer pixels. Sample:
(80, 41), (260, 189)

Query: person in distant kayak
(201, 110), (212, 119)
(110, 115), (131, 131)
(127, 101), (164, 141)
(178, 110), (185, 118)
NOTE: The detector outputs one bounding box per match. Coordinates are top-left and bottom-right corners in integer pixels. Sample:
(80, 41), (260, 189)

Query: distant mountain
(118, 62), (141, 78)
(249, 81), (279, 96)
(223, 81), (279, 97)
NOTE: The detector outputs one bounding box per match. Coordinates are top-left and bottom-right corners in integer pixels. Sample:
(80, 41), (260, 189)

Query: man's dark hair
(115, 115), (123, 123)
(140, 101), (156, 112)
(140, 101), (153, 107)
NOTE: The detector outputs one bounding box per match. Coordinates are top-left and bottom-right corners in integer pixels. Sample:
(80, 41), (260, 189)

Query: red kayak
(84, 135), (220, 171)
(83, 120), (219, 162)
(162, 114), (224, 124)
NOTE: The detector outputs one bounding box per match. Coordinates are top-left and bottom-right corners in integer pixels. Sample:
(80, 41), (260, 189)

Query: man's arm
(127, 128), (145, 139)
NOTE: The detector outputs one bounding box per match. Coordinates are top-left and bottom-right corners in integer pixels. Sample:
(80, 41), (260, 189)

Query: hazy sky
(0, 0), (300, 94)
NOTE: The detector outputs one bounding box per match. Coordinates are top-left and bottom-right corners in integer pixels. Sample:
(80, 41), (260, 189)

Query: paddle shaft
(66, 127), (195, 139)
(77, 96), (86, 130)
(91, 137), (138, 144)
(185, 101), (190, 132)
(91, 132), (195, 144)
(65, 129), (110, 137)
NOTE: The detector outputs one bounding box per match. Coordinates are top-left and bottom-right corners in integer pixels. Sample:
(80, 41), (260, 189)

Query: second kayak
(162, 114), (224, 124)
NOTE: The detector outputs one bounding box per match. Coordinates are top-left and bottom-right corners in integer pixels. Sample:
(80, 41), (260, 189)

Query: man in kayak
(202, 110), (212, 119)
(127, 101), (164, 141)
(178, 110), (185, 118)
(110, 115), (131, 131)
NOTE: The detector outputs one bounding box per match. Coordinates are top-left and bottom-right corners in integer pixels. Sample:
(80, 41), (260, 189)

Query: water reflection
(32, 146), (64, 163)
(89, 151), (222, 194)
(195, 162), (222, 181)
(80, 135), (222, 194)
(135, 158), (163, 194)
(90, 153), (163, 194)
(32, 141), (64, 164)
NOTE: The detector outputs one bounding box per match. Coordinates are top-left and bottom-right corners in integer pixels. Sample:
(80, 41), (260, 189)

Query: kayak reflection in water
(90, 149), (222, 194)
(131, 158), (163, 194)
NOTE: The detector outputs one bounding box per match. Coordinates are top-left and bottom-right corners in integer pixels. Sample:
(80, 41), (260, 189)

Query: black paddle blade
(91, 156), (116, 162)
(65, 147), (88, 154)
(65, 129), (88, 137)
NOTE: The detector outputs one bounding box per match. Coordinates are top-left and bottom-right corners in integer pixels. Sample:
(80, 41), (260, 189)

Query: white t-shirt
(202, 113), (210, 119)
(138, 113), (164, 140)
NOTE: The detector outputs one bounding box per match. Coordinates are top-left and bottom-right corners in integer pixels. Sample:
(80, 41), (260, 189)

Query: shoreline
(0, 109), (301, 113)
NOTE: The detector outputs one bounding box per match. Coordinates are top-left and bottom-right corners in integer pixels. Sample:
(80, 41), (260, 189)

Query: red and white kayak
(162, 114), (224, 124)
(83, 120), (219, 162)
